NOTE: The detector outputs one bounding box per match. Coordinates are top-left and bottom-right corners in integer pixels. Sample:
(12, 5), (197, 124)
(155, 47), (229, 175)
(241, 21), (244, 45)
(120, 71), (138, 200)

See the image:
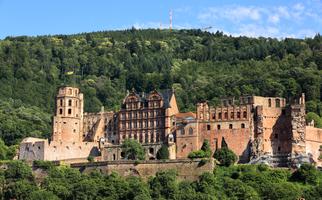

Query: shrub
(290, 163), (318, 185)
(33, 160), (55, 170)
(188, 150), (205, 159)
(213, 147), (237, 167)
(201, 139), (212, 157)
(188, 140), (212, 159)
(87, 156), (94, 162)
(156, 145), (169, 160)
(257, 164), (269, 172)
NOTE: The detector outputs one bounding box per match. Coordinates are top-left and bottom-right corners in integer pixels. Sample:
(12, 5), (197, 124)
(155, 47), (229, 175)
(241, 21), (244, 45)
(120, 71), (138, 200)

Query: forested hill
(0, 29), (321, 145)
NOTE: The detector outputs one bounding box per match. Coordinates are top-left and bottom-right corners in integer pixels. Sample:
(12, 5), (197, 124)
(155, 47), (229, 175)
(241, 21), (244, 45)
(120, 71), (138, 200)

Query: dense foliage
(1, 160), (322, 199)
(121, 139), (145, 160)
(156, 144), (169, 160)
(0, 29), (321, 145)
(188, 139), (212, 159)
(213, 147), (238, 167)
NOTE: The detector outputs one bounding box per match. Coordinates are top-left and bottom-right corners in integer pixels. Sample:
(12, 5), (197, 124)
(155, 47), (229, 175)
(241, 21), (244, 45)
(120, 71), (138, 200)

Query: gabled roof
(121, 89), (174, 109)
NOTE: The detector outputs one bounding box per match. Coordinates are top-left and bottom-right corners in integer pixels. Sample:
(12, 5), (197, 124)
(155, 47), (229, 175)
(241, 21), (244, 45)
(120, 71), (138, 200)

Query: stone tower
(52, 86), (84, 143)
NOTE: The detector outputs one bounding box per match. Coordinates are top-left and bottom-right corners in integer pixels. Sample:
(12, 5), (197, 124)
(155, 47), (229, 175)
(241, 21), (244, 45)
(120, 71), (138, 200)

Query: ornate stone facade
(18, 86), (322, 167)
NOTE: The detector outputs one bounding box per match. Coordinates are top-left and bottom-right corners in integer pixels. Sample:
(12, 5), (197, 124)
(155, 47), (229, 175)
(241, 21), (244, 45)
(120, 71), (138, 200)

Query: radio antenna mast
(169, 10), (173, 32)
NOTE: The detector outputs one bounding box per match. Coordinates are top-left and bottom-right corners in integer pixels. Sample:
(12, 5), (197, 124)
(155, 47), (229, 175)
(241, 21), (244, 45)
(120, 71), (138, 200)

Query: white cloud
(197, 2), (321, 38)
(236, 24), (279, 37)
(198, 6), (262, 23)
(268, 14), (280, 24)
(293, 3), (305, 11)
(296, 29), (317, 38)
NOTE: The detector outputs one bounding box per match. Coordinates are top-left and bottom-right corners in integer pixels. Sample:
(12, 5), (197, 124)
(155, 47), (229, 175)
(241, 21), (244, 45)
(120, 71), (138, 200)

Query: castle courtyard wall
(19, 138), (99, 161)
(70, 159), (215, 181)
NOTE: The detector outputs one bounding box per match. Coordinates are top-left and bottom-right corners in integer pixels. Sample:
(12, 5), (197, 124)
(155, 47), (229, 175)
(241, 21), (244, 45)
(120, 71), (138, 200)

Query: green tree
(4, 180), (37, 200)
(28, 190), (59, 200)
(223, 178), (260, 200)
(213, 147), (238, 167)
(201, 139), (212, 157)
(121, 139), (145, 160)
(5, 161), (33, 181)
(306, 112), (322, 128)
(156, 144), (169, 160)
(188, 140), (212, 159)
(291, 163), (318, 185)
(149, 170), (178, 199)
(261, 182), (301, 200)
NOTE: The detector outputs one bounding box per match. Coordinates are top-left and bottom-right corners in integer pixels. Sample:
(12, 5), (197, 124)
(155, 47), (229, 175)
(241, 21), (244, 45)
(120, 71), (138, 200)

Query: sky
(0, 0), (321, 39)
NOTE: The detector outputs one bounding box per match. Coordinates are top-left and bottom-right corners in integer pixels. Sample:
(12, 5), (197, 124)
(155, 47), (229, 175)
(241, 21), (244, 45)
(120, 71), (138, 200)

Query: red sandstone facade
(18, 86), (322, 167)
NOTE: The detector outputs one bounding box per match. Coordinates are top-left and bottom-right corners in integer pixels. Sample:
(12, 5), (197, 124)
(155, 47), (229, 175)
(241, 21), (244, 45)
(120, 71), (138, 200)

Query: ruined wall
(71, 159), (215, 181)
(101, 143), (162, 161)
(19, 138), (47, 161)
(176, 122), (199, 159)
(19, 138), (99, 162)
(305, 126), (322, 166)
(43, 141), (99, 161)
(260, 107), (292, 155)
(291, 104), (307, 155)
(83, 111), (114, 142)
(198, 122), (251, 162)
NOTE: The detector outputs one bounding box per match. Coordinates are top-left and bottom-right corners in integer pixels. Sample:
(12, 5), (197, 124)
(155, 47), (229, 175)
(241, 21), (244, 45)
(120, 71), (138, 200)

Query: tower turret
(52, 86), (84, 143)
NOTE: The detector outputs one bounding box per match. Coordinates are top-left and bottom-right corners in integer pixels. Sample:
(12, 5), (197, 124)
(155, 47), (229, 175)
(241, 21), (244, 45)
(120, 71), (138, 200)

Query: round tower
(52, 86), (84, 143)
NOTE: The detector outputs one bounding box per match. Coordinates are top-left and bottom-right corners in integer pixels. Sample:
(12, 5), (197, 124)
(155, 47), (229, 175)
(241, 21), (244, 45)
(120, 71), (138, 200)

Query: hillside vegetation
(1, 161), (322, 200)
(0, 29), (321, 145)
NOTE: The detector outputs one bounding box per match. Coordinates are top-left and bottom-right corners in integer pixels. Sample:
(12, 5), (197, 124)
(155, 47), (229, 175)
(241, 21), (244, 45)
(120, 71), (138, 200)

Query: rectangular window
(207, 124), (211, 130)
(68, 109), (72, 115)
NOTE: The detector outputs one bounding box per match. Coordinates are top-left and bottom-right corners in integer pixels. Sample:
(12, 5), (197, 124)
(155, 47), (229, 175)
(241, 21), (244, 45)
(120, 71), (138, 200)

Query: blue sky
(0, 0), (321, 39)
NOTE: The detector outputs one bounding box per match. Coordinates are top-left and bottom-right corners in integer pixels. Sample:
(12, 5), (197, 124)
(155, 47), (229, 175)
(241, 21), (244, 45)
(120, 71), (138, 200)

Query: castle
(19, 86), (322, 167)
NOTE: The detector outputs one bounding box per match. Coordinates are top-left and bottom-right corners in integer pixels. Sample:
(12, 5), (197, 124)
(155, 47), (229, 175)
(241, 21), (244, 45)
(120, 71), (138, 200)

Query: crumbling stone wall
(291, 104), (306, 155)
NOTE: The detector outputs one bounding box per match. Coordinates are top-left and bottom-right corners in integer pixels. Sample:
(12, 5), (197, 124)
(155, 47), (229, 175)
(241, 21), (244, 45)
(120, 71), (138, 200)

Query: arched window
(229, 124), (233, 129)
(241, 123), (245, 128)
(217, 125), (221, 130)
(237, 112), (241, 118)
(275, 99), (280, 107)
(218, 112), (222, 119)
(189, 127), (193, 135)
(181, 129), (185, 135)
(60, 99), (63, 106)
(68, 99), (72, 106)
(268, 99), (272, 107)
(230, 112), (234, 119)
